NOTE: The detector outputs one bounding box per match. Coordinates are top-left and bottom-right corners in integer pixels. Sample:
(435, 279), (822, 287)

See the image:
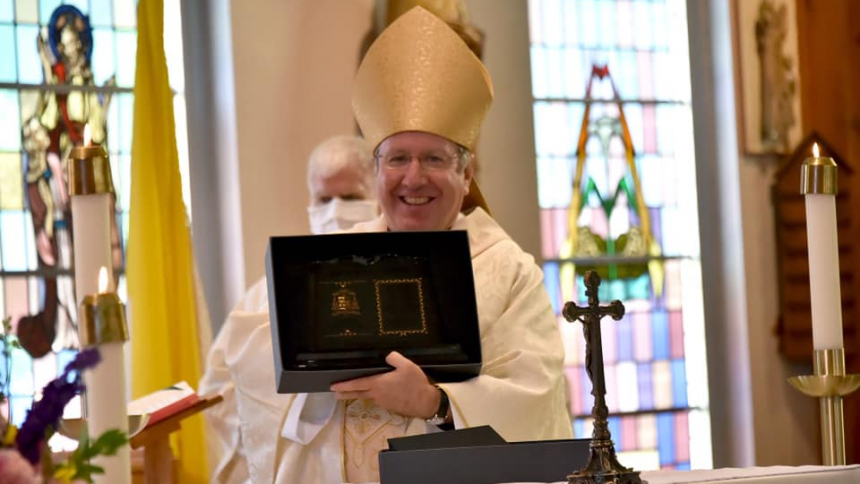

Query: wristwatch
(425, 385), (450, 426)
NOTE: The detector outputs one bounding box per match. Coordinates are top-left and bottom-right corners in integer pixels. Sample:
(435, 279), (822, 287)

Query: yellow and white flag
(127, 0), (208, 481)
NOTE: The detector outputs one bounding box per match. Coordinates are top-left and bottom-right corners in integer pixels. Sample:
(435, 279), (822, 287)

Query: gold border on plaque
(374, 278), (428, 336)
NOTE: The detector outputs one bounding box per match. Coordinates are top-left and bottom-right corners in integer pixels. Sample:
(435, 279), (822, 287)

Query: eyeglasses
(375, 152), (461, 171)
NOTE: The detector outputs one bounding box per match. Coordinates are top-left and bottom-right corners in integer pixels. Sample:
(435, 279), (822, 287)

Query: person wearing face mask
(306, 135), (378, 234)
(199, 135), (378, 483)
(202, 8), (571, 484)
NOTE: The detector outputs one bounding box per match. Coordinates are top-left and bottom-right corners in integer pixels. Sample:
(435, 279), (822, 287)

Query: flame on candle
(813, 142), (820, 158)
(98, 266), (109, 293)
(84, 124), (92, 147)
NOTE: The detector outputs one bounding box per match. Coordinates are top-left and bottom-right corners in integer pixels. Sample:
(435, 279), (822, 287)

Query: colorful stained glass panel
(0, 25), (16, 82)
(15, 24), (41, 83)
(92, 28), (117, 85)
(0, 0), (11, 21)
(39, 0), (61, 24)
(657, 412), (675, 466)
(0, 91), (21, 150)
(1, 212), (28, 271)
(113, 0), (136, 28)
(115, 30), (137, 87)
(118, 92), (134, 152)
(0, 152), (23, 210)
(64, 0), (90, 13)
(9, 395), (32, 426)
(89, 0), (113, 27)
(4, 276), (27, 319)
(14, 0), (37, 24)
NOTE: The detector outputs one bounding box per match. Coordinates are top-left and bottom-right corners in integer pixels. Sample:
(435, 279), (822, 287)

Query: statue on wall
(755, 0), (796, 153)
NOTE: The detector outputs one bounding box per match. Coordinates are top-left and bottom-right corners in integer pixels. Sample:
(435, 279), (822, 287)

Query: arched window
(528, 0), (711, 470)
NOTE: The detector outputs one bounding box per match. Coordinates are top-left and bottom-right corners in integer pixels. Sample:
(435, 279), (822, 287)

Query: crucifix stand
(563, 271), (644, 484)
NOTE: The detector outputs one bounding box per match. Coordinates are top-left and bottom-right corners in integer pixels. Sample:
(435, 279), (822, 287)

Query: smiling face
(376, 131), (473, 232)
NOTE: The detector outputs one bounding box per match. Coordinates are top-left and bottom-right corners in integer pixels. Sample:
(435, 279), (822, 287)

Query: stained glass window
(0, 0), (188, 451)
(528, 0), (711, 470)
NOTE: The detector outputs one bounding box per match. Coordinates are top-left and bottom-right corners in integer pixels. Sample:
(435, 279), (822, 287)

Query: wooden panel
(795, 0), (860, 464)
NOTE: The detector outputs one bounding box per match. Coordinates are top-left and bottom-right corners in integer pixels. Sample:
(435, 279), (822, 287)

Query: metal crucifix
(563, 271), (644, 484)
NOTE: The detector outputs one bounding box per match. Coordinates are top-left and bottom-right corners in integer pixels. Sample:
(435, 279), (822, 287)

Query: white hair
(306, 135), (375, 193)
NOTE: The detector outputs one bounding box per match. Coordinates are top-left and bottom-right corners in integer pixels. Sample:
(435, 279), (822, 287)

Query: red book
(128, 381), (200, 428)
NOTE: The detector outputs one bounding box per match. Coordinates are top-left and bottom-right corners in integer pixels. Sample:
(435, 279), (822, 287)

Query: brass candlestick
(563, 271), (644, 484)
(788, 348), (860, 465)
(68, 144), (115, 196)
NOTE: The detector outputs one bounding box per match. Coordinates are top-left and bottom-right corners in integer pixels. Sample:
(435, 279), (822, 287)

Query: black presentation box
(266, 230), (482, 393)
(379, 426), (592, 484)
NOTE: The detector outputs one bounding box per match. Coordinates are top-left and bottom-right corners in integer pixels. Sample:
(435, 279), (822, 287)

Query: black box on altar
(379, 426), (592, 484)
(266, 230), (482, 393)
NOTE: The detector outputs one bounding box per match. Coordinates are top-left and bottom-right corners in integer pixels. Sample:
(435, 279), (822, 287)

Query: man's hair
(306, 135), (375, 195)
(455, 145), (471, 172)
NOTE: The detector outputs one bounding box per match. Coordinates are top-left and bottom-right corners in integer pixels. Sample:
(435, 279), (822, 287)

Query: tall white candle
(70, 125), (115, 302)
(69, 126), (130, 484)
(86, 344), (130, 484)
(805, 195), (844, 349)
(71, 194), (113, 302)
(79, 268), (130, 484)
(802, 143), (843, 350)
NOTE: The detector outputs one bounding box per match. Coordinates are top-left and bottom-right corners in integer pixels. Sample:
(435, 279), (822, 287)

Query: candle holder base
(567, 439), (645, 484)
(788, 348), (860, 466)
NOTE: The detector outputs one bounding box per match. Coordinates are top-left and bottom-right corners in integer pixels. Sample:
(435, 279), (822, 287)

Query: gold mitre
(386, 0), (466, 26)
(352, 6), (493, 151)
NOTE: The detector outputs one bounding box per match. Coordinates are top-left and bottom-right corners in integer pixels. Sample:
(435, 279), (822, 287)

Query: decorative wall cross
(563, 271), (644, 484)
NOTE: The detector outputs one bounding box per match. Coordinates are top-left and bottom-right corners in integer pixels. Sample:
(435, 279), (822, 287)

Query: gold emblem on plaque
(332, 283), (361, 317)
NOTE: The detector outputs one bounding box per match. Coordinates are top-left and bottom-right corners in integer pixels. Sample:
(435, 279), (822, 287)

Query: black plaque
(379, 427), (592, 484)
(266, 231), (482, 393)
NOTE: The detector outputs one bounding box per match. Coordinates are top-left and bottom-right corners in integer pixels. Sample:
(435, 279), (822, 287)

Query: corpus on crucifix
(563, 270), (644, 484)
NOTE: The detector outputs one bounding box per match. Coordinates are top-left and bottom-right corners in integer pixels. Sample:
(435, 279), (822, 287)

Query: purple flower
(60, 348), (101, 377)
(15, 348), (101, 464)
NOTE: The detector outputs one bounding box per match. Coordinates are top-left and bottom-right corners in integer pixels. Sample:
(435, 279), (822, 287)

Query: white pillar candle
(805, 194), (844, 350)
(71, 194), (114, 302)
(69, 126), (130, 484)
(77, 268), (131, 484)
(802, 143), (844, 350)
(86, 342), (130, 484)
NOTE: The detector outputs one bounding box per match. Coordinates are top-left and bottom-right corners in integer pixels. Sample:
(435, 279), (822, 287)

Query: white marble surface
(496, 464), (860, 484)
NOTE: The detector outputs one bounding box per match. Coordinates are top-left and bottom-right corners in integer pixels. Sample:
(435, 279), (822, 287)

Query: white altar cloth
(495, 464), (860, 484)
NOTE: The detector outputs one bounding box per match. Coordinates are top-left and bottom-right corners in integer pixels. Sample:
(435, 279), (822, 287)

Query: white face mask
(307, 198), (378, 234)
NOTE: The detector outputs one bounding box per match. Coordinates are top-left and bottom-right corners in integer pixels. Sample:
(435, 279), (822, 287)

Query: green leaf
(91, 429), (129, 456)
(57, 428), (128, 482)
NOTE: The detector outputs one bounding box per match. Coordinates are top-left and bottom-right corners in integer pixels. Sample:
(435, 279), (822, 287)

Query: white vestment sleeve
(280, 392), (337, 444)
(440, 244), (573, 442)
(199, 318), (251, 484)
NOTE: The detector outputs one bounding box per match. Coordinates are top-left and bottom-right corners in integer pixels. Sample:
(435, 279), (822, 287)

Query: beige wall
(738, 157), (818, 465)
(465, 0), (542, 259)
(230, 0), (375, 285)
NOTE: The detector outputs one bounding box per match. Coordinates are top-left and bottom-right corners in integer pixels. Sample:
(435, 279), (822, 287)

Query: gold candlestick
(78, 290), (129, 346)
(68, 144), (115, 196)
(788, 348), (860, 465)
